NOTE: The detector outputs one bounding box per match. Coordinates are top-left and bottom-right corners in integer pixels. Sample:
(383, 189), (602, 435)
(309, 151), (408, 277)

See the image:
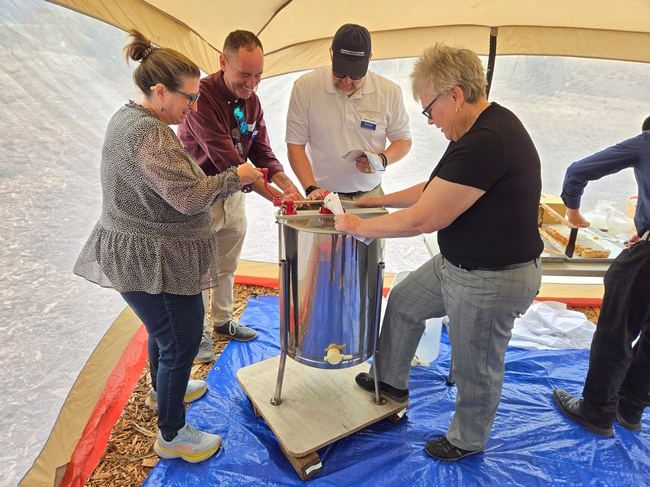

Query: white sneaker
(154, 424), (221, 463)
(145, 380), (207, 411)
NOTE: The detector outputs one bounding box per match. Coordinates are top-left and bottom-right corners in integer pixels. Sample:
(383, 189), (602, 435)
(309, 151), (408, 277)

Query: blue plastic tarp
(143, 296), (650, 486)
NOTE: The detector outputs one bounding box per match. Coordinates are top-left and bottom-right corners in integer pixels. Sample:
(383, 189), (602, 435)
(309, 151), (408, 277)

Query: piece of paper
(323, 192), (375, 244)
(341, 149), (384, 172)
(323, 192), (344, 215)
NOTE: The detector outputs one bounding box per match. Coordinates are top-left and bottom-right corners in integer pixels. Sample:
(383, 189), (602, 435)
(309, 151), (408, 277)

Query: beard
(332, 76), (364, 96)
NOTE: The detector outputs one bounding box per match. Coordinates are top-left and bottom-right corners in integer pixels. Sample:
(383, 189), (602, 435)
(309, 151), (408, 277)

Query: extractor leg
(371, 261), (385, 405)
(271, 259), (290, 406)
(444, 319), (455, 386)
(271, 352), (287, 406)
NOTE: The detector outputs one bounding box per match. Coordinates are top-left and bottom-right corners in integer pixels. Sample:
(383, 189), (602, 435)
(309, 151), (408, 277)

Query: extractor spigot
(323, 343), (353, 365)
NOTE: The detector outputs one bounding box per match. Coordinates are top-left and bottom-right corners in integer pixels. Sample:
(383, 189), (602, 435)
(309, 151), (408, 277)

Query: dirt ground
(84, 289), (599, 486)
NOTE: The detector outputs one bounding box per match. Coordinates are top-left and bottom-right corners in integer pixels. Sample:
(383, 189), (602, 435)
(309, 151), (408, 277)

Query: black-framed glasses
(233, 106), (248, 135)
(422, 95), (440, 119)
(171, 89), (200, 106)
(333, 70), (364, 81)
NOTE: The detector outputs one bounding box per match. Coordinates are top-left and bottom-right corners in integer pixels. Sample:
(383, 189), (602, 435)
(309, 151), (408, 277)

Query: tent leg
(486, 27), (498, 100)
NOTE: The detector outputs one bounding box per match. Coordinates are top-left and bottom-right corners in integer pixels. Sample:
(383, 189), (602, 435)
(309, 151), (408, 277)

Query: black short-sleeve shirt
(427, 103), (543, 268)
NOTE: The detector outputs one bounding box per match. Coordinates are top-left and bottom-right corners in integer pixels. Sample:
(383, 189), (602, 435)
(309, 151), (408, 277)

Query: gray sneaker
(154, 424), (221, 463)
(213, 320), (258, 341)
(195, 330), (215, 362)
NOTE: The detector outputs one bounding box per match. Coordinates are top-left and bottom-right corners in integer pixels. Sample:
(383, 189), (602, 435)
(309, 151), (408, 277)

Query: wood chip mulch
(84, 286), (599, 487)
(84, 284), (278, 487)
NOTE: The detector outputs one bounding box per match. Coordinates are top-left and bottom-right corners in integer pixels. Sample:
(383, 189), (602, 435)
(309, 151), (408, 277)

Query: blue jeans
(121, 291), (204, 439)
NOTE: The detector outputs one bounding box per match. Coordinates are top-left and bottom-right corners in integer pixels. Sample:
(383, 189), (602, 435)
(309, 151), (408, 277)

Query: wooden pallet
(237, 355), (408, 480)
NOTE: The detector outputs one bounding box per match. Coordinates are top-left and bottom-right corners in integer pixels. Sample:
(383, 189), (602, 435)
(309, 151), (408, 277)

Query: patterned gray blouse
(74, 101), (241, 295)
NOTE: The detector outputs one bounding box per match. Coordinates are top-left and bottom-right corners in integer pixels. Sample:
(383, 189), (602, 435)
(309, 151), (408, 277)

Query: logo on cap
(340, 48), (366, 57)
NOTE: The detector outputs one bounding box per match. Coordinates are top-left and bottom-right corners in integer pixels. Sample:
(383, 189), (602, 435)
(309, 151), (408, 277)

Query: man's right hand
(307, 188), (327, 201)
(566, 208), (590, 228)
(237, 163), (263, 185)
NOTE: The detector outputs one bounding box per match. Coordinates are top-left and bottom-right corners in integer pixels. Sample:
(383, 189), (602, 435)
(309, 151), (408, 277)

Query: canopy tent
(3, 1), (650, 486)
(47, 0), (650, 79)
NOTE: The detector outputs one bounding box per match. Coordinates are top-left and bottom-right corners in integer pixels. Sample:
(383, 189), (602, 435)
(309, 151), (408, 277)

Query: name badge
(250, 130), (258, 142)
(247, 121), (257, 133)
(360, 116), (377, 130)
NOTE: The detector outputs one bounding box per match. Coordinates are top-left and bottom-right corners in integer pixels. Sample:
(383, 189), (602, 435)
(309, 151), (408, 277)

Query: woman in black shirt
(335, 43), (543, 461)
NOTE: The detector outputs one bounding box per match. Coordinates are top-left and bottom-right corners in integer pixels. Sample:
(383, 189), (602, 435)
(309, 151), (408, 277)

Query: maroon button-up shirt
(178, 71), (284, 183)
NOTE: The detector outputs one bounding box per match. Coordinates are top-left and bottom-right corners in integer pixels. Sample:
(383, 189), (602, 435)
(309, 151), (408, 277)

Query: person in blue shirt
(552, 116), (650, 436)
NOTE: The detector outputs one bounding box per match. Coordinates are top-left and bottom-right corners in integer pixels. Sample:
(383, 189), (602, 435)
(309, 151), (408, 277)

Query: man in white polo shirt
(286, 23), (412, 202)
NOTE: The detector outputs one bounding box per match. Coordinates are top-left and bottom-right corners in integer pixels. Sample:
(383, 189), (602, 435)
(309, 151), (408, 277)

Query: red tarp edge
(62, 324), (149, 487)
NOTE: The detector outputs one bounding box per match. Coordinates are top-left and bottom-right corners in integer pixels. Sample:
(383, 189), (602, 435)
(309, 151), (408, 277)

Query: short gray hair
(410, 43), (486, 103)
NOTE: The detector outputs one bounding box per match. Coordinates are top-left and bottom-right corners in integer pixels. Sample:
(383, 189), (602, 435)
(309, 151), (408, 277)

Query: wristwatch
(305, 185), (319, 196)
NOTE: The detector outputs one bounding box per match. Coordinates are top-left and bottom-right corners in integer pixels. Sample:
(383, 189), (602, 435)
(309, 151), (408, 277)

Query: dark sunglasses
(171, 89), (200, 106)
(333, 71), (364, 81)
(233, 106), (248, 135)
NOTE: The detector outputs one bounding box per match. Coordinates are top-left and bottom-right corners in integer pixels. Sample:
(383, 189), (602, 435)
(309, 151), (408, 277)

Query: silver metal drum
(277, 206), (386, 369)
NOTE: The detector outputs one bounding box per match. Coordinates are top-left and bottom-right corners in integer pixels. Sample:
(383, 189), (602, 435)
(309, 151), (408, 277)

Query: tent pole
(486, 27), (498, 100)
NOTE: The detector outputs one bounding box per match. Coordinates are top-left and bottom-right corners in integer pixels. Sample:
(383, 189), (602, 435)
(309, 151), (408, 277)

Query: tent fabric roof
(47, 0), (650, 77)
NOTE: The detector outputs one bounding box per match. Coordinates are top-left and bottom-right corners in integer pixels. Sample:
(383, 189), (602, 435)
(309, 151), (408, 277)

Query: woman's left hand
(334, 214), (362, 235)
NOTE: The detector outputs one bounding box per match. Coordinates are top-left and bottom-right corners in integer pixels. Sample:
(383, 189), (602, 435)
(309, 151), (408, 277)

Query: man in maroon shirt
(178, 30), (302, 361)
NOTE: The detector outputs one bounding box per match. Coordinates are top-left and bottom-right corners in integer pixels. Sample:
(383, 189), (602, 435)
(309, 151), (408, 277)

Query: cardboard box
(539, 194), (567, 224)
(627, 196), (637, 219)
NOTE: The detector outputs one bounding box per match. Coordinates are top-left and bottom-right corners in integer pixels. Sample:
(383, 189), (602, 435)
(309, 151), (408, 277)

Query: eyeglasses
(333, 71), (364, 81)
(170, 89), (200, 106)
(233, 106), (248, 135)
(422, 95), (440, 119)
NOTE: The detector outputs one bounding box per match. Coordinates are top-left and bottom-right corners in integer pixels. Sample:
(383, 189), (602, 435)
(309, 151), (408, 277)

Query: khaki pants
(203, 191), (247, 330)
(336, 185), (385, 202)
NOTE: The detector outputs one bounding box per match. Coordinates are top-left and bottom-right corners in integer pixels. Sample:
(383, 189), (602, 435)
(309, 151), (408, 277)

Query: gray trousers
(373, 253), (541, 450)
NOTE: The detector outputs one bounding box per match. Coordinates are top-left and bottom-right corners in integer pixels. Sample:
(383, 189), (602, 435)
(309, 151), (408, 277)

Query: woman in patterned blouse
(74, 30), (261, 463)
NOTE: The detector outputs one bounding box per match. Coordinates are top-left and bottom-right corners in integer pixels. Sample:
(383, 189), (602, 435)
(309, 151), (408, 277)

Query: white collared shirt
(286, 66), (411, 193)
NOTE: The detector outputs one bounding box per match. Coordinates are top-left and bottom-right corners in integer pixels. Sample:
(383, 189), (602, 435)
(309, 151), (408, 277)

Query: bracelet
(305, 185), (319, 196)
(378, 153), (388, 169)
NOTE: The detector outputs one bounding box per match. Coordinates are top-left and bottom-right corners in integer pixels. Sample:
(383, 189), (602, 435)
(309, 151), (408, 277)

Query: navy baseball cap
(331, 24), (371, 80)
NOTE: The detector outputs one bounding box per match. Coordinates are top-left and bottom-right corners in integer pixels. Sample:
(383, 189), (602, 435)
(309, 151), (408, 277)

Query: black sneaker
(552, 388), (614, 437)
(424, 436), (483, 461)
(213, 320), (258, 342)
(355, 372), (409, 403)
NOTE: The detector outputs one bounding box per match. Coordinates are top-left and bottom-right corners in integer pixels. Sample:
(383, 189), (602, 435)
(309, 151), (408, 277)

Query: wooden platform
(237, 355), (408, 480)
